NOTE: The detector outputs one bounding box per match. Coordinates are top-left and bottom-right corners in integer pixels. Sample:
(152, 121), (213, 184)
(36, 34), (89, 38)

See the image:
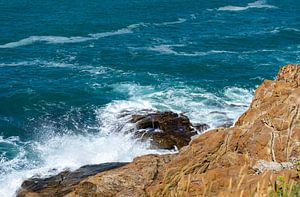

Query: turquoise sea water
(0, 0), (299, 196)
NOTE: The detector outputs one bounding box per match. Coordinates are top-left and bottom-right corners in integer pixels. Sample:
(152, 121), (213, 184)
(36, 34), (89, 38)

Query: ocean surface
(0, 0), (299, 196)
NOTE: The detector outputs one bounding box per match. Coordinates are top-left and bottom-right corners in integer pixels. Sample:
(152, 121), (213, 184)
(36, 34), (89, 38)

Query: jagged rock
(17, 162), (127, 197)
(66, 155), (172, 197)
(146, 64), (300, 196)
(131, 111), (197, 149)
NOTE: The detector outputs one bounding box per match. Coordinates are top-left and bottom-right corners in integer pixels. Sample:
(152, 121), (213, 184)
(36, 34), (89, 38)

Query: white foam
(0, 60), (75, 68)
(0, 61), (34, 67)
(0, 89), (172, 196)
(133, 44), (237, 57)
(0, 19), (187, 49)
(0, 36), (92, 48)
(270, 27), (300, 34)
(0, 23), (142, 49)
(146, 44), (181, 55)
(0, 131), (167, 197)
(102, 83), (254, 128)
(218, 0), (277, 11)
(154, 18), (187, 26)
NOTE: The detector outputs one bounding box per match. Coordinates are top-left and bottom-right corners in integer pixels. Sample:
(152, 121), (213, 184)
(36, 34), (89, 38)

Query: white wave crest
(0, 18), (189, 49)
(0, 60), (75, 68)
(99, 83), (254, 128)
(131, 44), (237, 57)
(218, 0), (277, 11)
(0, 132), (168, 197)
(154, 18), (187, 26)
(0, 23), (142, 49)
(269, 27), (300, 34)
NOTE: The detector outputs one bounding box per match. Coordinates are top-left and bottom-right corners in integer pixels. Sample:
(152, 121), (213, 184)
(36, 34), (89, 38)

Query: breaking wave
(0, 24), (141, 49)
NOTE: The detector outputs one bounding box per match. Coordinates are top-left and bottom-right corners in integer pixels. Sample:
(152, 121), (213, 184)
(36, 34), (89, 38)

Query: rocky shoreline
(17, 64), (300, 197)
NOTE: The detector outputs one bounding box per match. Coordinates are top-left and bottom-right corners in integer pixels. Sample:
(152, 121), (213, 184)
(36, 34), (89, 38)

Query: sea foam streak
(218, 0), (277, 11)
(0, 18), (188, 49)
(0, 24), (140, 49)
(131, 44), (238, 57)
(154, 18), (187, 26)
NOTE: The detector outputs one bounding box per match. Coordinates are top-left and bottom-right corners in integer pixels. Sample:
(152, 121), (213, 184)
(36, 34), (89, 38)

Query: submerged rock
(131, 111), (197, 149)
(17, 162), (127, 197)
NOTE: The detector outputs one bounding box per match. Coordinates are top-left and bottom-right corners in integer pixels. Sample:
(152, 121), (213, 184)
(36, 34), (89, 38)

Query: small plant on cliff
(269, 175), (300, 197)
(296, 161), (300, 174)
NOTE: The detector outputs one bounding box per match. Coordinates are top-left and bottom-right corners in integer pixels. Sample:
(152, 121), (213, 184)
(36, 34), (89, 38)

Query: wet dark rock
(131, 111), (197, 149)
(192, 123), (210, 133)
(17, 162), (127, 197)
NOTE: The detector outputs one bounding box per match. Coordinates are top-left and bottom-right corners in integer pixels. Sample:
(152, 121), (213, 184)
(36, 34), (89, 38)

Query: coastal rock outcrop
(146, 64), (300, 196)
(18, 64), (300, 197)
(130, 111), (198, 149)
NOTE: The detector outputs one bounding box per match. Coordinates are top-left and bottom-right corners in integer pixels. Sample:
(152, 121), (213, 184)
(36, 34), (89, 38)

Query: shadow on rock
(17, 162), (127, 197)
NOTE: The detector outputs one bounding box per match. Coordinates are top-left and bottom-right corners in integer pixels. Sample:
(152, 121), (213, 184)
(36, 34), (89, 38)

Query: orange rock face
(146, 64), (300, 196)
(18, 64), (300, 197)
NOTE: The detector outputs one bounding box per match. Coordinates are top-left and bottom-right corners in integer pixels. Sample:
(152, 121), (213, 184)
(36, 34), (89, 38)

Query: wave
(0, 23), (142, 49)
(0, 122), (168, 197)
(130, 44), (238, 56)
(0, 17), (189, 49)
(245, 27), (300, 35)
(218, 0), (277, 11)
(0, 61), (35, 67)
(131, 43), (299, 57)
(103, 83), (253, 128)
(154, 18), (187, 26)
(0, 59), (76, 68)
(0, 80), (254, 196)
(269, 27), (300, 34)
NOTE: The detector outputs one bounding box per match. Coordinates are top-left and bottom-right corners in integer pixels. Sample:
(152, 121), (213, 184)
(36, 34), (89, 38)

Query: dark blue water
(0, 0), (299, 195)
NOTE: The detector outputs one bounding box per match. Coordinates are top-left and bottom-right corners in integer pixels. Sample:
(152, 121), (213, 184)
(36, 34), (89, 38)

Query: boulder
(131, 111), (197, 149)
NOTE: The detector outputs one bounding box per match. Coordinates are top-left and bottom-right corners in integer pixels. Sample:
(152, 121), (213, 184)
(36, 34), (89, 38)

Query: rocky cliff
(18, 64), (300, 197)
